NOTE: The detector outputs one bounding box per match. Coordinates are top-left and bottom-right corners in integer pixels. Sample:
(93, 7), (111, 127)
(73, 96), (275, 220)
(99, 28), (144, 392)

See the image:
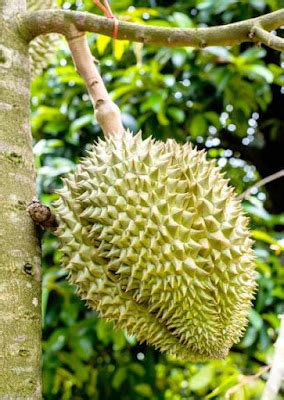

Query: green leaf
(134, 383), (153, 398)
(60, 302), (79, 326)
(157, 110), (169, 126)
(209, 67), (233, 93)
(111, 84), (137, 101)
(252, 230), (282, 248)
(171, 49), (188, 68)
(249, 309), (263, 330)
(96, 319), (113, 345)
(189, 114), (208, 139)
(268, 64), (284, 86)
(244, 203), (272, 221)
(113, 331), (126, 351)
(76, 337), (93, 361)
(189, 365), (214, 391)
(240, 326), (258, 348)
(244, 65), (274, 83)
(129, 363), (145, 376)
(231, 385), (249, 400)
(205, 46), (232, 62)
(58, 352), (89, 382)
(204, 111), (222, 129)
(249, 0), (266, 12)
(70, 114), (94, 133)
(240, 47), (266, 62)
(96, 34), (111, 55)
(112, 367), (127, 390)
(113, 40), (129, 61)
(44, 329), (66, 353)
(140, 90), (167, 114)
(171, 12), (193, 28)
(206, 376), (239, 398)
(167, 107), (185, 123)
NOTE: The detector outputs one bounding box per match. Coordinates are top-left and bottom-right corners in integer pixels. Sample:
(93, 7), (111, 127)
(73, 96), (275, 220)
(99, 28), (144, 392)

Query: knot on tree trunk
(27, 199), (58, 231)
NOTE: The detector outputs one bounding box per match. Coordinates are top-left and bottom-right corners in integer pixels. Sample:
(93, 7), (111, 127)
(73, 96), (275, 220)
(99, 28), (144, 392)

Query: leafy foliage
(30, 0), (284, 398)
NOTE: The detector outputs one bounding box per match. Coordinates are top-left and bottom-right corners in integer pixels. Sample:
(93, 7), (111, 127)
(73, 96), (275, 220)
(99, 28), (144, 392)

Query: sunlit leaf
(70, 114), (94, 133)
(171, 12), (194, 28)
(113, 40), (130, 61)
(244, 65), (274, 83)
(96, 34), (112, 55)
(189, 365), (214, 391)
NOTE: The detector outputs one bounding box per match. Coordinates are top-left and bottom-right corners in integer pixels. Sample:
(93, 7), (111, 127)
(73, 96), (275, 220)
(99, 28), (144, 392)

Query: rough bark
(0, 0), (42, 398)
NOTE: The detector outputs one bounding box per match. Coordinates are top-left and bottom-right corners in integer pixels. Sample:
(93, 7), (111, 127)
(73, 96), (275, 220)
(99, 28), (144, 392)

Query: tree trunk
(0, 1), (42, 398)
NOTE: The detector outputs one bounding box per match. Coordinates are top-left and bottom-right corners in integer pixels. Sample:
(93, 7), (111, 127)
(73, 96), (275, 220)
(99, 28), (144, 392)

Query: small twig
(251, 25), (284, 51)
(237, 169), (284, 200)
(225, 365), (271, 399)
(27, 198), (58, 231)
(261, 315), (284, 400)
(67, 29), (124, 137)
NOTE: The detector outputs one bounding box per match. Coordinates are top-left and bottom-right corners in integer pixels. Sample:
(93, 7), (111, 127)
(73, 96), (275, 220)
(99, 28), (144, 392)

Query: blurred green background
(31, 1), (284, 398)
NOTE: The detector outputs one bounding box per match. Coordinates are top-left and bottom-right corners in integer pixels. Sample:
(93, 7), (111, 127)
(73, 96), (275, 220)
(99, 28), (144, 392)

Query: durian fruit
(28, 0), (59, 79)
(54, 131), (256, 360)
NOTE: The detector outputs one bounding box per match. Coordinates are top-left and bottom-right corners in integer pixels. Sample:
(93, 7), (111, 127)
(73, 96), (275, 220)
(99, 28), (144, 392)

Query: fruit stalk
(67, 29), (124, 137)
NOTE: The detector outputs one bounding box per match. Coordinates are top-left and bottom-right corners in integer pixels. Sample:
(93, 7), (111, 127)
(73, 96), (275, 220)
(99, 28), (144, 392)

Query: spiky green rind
(28, 0), (59, 79)
(54, 131), (256, 360)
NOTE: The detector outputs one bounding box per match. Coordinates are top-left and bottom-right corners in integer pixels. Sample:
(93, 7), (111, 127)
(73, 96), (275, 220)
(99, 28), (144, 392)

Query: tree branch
(251, 25), (284, 51)
(16, 9), (284, 50)
(66, 29), (124, 136)
(261, 315), (284, 400)
(237, 169), (284, 200)
(225, 365), (271, 399)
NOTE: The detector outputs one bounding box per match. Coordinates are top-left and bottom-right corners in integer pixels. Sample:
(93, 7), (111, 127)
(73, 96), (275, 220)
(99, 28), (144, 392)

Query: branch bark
(66, 29), (124, 136)
(261, 315), (284, 400)
(16, 9), (284, 51)
(251, 25), (284, 51)
(237, 169), (284, 200)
